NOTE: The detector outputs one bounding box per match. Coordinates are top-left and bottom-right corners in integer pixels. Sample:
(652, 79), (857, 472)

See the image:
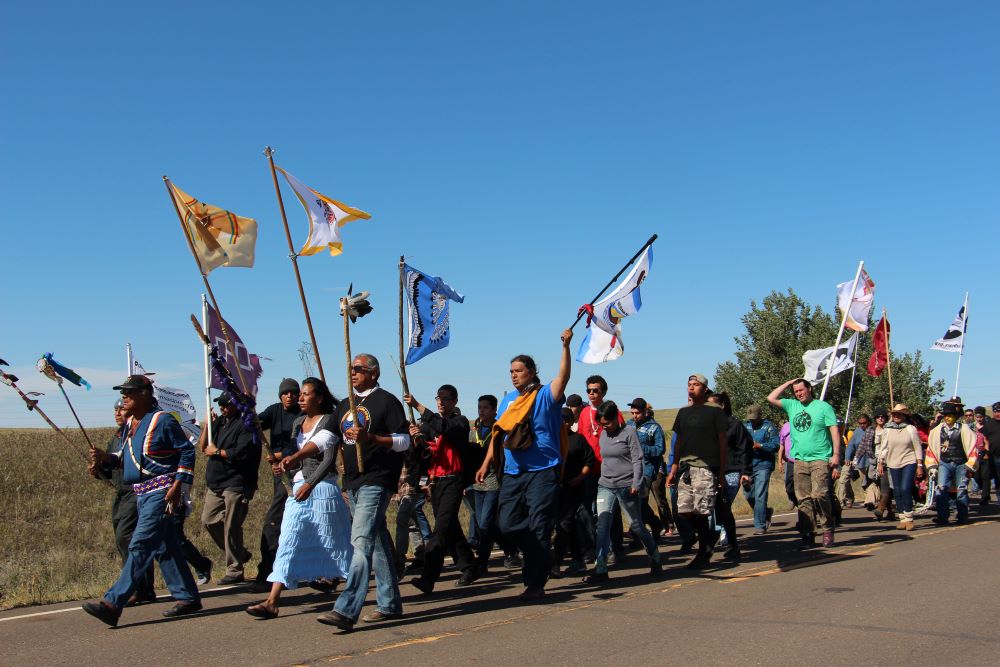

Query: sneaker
(217, 573), (245, 586)
(765, 507), (774, 531)
(317, 609), (355, 632)
(752, 529), (767, 536)
(455, 568), (480, 587)
(82, 600), (121, 627)
(162, 600), (203, 618)
(717, 532), (728, 549)
(874, 509), (884, 521)
(723, 546), (741, 561)
(685, 553), (711, 570)
(503, 554), (522, 569)
(195, 563), (212, 586)
(822, 530), (835, 548)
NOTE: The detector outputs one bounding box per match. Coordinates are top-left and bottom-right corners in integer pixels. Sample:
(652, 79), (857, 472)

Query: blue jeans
(889, 463), (916, 517)
(936, 462), (970, 522)
(463, 489), (479, 546)
(498, 467), (560, 588)
(334, 485), (402, 621)
(743, 461), (774, 529)
(104, 488), (199, 609)
(472, 488), (500, 565)
(595, 485), (659, 574)
(710, 472), (741, 536)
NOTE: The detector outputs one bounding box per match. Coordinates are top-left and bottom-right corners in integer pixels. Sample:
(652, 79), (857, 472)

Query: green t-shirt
(672, 403), (728, 468)
(781, 397), (836, 461)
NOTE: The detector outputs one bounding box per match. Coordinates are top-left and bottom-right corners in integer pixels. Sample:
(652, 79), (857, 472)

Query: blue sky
(2, 2), (998, 428)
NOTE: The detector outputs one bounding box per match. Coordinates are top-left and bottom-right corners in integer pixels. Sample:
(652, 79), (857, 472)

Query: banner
(803, 332), (858, 385)
(404, 264), (464, 365)
(836, 268), (875, 332)
(867, 317), (891, 377)
(205, 303), (263, 396)
(577, 246), (653, 364)
(169, 181), (258, 273)
(276, 167), (371, 257)
(931, 304), (967, 352)
(128, 347), (198, 423)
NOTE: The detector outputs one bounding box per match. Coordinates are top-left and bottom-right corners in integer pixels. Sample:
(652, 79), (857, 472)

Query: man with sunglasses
(403, 384), (477, 593)
(318, 354), (410, 632)
(82, 375), (201, 626)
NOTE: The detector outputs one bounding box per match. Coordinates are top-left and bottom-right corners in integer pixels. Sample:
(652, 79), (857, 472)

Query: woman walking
(876, 404), (924, 531)
(247, 378), (352, 618)
(583, 401), (661, 583)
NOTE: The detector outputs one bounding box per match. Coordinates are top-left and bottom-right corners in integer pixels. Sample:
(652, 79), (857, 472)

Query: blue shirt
(115, 410), (195, 484)
(627, 417), (666, 479)
(497, 384), (562, 475)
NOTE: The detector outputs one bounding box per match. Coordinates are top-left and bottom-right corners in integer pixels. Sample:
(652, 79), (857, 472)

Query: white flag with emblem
(276, 167), (371, 257)
(931, 304), (967, 352)
(803, 333), (858, 385)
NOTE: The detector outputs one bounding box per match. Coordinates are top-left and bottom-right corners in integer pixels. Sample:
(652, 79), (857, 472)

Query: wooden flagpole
(263, 146), (326, 383)
(821, 260), (865, 401)
(163, 176), (250, 395)
(883, 307), (895, 407)
(398, 256), (416, 424)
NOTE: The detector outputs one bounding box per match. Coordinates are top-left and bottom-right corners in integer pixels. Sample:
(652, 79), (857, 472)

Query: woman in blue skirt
(246, 377), (353, 618)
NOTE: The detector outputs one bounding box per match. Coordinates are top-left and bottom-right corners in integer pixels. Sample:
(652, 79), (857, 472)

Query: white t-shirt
(292, 420), (337, 483)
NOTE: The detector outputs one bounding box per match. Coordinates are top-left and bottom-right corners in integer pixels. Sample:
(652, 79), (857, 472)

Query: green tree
(714, 289), (944, 424)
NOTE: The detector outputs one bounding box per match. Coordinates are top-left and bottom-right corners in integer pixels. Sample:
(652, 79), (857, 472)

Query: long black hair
(510, 354), (540, 384)
(301, 376), (336, 414)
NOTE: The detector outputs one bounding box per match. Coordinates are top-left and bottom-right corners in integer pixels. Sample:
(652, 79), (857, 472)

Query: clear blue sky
(2, 2), (998, 428)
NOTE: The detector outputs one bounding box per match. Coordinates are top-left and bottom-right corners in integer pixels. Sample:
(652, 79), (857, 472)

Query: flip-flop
(246, 602), (278, 619)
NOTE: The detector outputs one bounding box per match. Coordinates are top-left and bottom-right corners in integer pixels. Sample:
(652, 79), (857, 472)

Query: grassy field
(0, 416), (808, 611)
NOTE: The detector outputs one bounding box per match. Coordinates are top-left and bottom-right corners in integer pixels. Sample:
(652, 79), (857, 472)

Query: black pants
(784, 463), (798, 506)
(714, 484), (737, 546)
(420, 476), (475, 586)
(649, 469), (673, 530)
(552, 484), (585, 565)
(112, 490), (155, 598)
(256, 477), (288, 582)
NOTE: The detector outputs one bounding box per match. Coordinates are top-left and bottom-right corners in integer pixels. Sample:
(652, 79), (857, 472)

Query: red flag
(867, 316), (891, 376)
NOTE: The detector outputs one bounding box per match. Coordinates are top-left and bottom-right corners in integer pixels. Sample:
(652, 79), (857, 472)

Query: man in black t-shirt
(252, 378), (301, 590)
(552, 407), (596, 577)
(317, 354), (411, 632)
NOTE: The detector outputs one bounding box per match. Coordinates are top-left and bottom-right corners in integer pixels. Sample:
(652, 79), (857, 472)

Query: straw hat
(889, 403), (911, 416)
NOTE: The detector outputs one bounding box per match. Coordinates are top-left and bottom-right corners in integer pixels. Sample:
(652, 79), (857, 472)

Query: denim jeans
(334, 485), (402, 621)
(104, 488), (200, 609)
(498, 467), (560, 588)
(394, 492), (431, 566)
(472, 488), (500, 566)
(710, 472), (740, 539)
(888, 463), (916, 518)
(743, 461), (774, 529)
(935, 462), (970, 522)
(463, 490), (479, 546)
(594, 485), (659, 574)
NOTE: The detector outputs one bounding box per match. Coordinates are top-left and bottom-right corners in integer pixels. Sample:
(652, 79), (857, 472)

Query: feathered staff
(36, 353), (95, 448)
(341, 285), (373, 473)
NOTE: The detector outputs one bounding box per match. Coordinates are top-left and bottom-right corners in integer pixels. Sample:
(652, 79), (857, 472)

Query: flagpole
(0, 367), (92, 465)
(202, 294), (214, 449)
(953, 292), (969, 397)
(570, 234), (658, 330)
(820, 260), (864, 401)
(163, 176), (251, 396)
(844, 336), (860, 424)
(126, 342), (133, 375)
(341, 297), (364, 473)
(263, 146), (326, 383)
(398, 256), (417, 424)
(883, 308), (895, 407)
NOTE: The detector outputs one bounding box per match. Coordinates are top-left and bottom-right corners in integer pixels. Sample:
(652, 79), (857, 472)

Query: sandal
(246, 602), (279, 619)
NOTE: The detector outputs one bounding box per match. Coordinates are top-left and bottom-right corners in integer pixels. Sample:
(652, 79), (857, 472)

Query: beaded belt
(133, 474), (174, 496)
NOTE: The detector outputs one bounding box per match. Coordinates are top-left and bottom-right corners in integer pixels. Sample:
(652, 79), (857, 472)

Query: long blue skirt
(268, 480), (353, 588)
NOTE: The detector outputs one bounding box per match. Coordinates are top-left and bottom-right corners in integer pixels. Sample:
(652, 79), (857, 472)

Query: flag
(837, 267), (875, 332)
(404, 264), (464, 365)
(276, 167), (371, 257)
(577, 246), (653, 364)
(169, 181), (258, 273)
(931, 303), (968, 352)
(205, 302), (263, 396)
(37, 353), (91, 390)
(803, 333), (858, 385)
(867, 317), (891, 377)
(128, 350), (197, 423)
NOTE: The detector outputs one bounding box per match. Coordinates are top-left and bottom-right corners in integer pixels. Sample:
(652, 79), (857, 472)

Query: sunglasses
(351, 365), (370, 374)
(435, 394), (456, 402)
(586, 388), (602, 394)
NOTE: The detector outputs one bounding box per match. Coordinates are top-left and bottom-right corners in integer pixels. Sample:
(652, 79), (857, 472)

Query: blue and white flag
(404, 264), (465, 365)
(577, 246), (653, 364)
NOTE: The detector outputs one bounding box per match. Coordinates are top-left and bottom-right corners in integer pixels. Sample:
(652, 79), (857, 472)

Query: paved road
(4, 507), (1000, 666)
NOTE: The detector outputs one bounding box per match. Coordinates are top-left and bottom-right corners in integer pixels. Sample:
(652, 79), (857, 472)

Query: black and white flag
(931, 304), (968, 352)
(803, 333), (858, 385)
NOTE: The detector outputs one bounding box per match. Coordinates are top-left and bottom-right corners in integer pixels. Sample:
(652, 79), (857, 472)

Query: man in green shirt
(768, 378), (841, 549)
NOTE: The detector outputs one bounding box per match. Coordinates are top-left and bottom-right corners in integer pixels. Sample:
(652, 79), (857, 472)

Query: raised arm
(767, 380), (795, 409)
(549, 328), (573, 402)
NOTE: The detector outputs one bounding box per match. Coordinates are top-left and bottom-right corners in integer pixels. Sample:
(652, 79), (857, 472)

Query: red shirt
(578, 405), (625, 474)
(428, 434), (463, 478)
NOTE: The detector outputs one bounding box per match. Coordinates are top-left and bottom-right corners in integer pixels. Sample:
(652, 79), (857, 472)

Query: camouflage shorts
(677, 466), (717, 515)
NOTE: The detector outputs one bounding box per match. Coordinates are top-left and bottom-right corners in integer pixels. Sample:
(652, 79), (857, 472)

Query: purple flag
(206, 303), (263, 397)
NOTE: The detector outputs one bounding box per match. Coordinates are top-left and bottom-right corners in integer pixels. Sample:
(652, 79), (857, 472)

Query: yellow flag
(276, 167), (371, 256)
(169, 181), (258, 273)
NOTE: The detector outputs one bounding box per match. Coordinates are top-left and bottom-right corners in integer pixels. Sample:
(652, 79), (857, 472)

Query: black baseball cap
(627, 397), (648, 411)
(113, 375), (153, 392)
(214, 391), (235, 406)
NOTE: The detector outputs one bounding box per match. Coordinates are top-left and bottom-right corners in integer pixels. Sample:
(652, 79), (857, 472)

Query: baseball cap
(113, 375), (153, 392)
(627, 398), (647, 411)
(565, 394), (584, 408)
(688, 373), (709, 387)
(214, 391), (235, 406)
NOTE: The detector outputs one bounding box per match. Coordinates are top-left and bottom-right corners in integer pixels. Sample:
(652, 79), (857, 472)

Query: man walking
(767, 378), (841, 549)
(742, 405), (780, 535)
(628, 398), (667, 539)
(925, 402), (977, 525)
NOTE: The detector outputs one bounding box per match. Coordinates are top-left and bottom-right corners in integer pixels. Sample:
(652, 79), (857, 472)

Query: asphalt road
(4, 506), (1000, 666)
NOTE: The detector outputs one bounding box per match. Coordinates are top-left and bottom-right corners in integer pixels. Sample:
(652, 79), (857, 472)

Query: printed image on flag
(577, 246), (653, 364)
(931, 304), (968, 352)
(836, 268), (875, 332)
(276, 167), (371, 257)
(404, 264), (464, 365)
(205, 303), (263, 396)
(129, 351), (197, 423)
(169, 181), (258, 273)
(803, 333), (858, 385)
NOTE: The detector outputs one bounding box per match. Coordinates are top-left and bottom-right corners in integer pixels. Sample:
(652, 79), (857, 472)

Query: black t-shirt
(335, 388), (409, 491)
(979, 418), (1000, 455)
(205, 414), (261, 493)
(672, 404), (728, 469)
(563, 431), (596, 482)
(258, 402), (301, 458)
